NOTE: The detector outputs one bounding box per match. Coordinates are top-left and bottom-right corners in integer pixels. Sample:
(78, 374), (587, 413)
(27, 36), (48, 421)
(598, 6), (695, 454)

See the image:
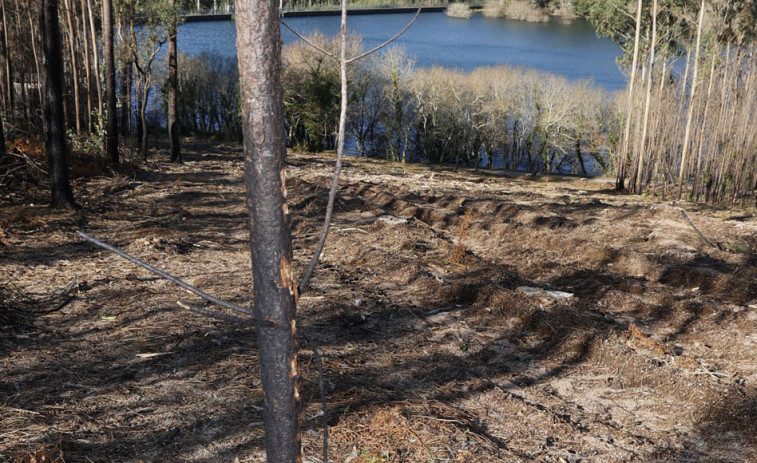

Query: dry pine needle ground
(1, 144), (757, 462)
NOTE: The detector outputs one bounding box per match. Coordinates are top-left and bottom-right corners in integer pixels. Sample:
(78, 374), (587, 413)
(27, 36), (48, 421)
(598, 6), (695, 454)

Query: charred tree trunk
(41, 0), (75, 208)
(168, 0), (180, 162)
(235, 0), (300, 460)
(103, 0), (118, 165)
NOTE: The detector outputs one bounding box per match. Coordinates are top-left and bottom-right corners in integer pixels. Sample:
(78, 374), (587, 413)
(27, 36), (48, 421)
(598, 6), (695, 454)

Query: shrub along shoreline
(173, 32), (757, 206)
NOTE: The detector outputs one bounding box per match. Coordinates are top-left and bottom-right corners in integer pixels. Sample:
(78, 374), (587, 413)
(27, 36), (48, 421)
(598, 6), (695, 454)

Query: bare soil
(2, 144), (757, 463)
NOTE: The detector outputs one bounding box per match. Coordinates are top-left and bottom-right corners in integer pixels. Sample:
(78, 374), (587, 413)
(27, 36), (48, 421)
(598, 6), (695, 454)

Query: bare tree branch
(296, 3), (423, 294)
(279, 20), (337, 59)
(177, 301), (276, 328)
(76, 231), (254, 316)
(346, 4), (423, 64)
(676, 208), (722, 250)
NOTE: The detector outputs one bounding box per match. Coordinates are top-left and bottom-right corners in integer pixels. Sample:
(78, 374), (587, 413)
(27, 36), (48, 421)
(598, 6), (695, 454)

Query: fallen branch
(76, 231), (278, 326)
(676, 208), (722, 250)
(177, 301), (274, 328)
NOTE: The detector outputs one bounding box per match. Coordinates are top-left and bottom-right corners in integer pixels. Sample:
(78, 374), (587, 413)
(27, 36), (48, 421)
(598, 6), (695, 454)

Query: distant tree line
(280, 33), (614, 174)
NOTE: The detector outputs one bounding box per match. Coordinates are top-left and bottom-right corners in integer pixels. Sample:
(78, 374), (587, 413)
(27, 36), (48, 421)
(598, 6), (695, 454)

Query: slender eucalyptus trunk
(1, 0), (13, 115)
(676, 0), (705, 200)
(63, 0), (81, 135)
(0, 110), (5, 175)
(119, 60), (130, 135)
(87, 0), (102, 122)
(634, 0), (657, 194)
(42, 0), (75, 208)
(168, 0), (180, 162)
(617, 0), (643, 191)
(692, 53), (717, 199)
(235, 0), (300, 459)
(80, 0), (92, 132)
(103, 0), (118, 165)
(28, 6), (43, 110)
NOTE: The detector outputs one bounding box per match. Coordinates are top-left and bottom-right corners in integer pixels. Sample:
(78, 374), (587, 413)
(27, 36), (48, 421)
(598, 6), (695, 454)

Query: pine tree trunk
(235, 0), (300, 459)
(42, 0), (75, 208)
(103, 0), (118, 165)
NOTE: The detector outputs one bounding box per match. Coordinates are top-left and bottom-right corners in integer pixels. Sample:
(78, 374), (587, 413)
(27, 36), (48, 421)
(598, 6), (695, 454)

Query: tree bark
(633, 0), (657, 194)
(28, 6), (44, 111)
(616, 0), (643, 191)
(41, 0), (75, 209)
(0, 110), (5, 176)
(87, 0), (102, 123)
(80, 0), (92, 132)
(676, 0), (705, 200)
(1, 0), (13, 115)
(63, 0), (81, 135)
(103, 0), (118, 165)
(235, 0), (300, 460)
(168, 0), (180, 162)
(119, 60), (130, 135)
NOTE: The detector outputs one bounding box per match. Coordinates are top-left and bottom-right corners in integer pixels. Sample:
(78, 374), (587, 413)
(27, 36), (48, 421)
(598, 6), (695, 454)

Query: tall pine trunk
(235, 0), (300, 459)
(42, 0), (75, 208)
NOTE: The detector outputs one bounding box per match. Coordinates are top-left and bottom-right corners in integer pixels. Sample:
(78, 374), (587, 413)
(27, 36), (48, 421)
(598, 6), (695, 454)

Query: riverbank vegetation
(444, 2), (473, 18)
(281, 33), (614, 174)
(482, 0), (551, 22)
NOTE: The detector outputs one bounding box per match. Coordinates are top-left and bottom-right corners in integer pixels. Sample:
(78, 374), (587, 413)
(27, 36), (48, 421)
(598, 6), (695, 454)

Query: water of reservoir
(179, 12), (627, 91)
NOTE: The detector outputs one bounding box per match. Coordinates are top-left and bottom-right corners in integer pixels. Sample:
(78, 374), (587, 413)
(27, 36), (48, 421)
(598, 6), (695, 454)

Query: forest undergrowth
(1, 143), (757, 462)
